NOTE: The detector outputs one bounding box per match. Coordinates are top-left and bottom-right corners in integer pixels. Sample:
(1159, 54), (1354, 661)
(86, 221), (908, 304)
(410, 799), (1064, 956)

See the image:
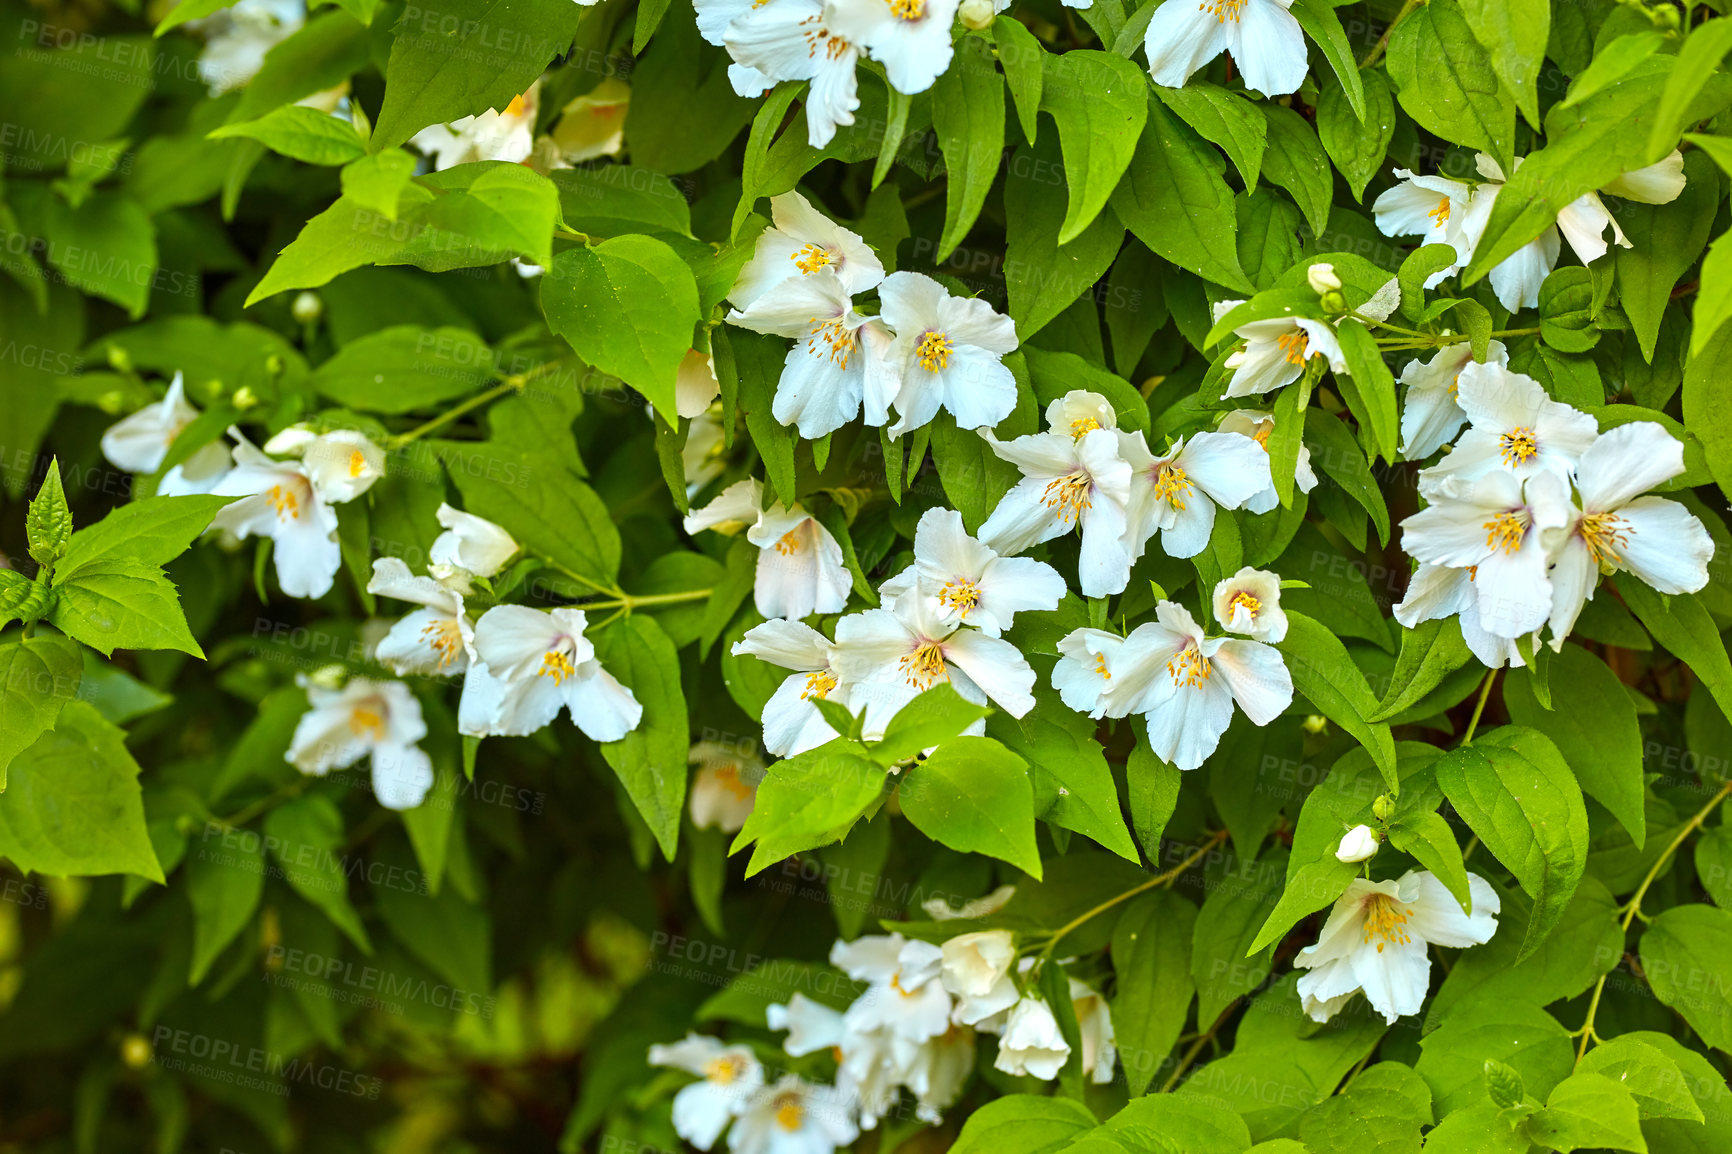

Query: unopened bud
(291, 291), (323, 324)
(232, 385), (260, 411)
(959, 0), (995, 29)
(1302, 714), (1328, 735)
(1335, 824), (1380, 863)
(1306, 263), (1342, 294)
(120, 1033), (153, 1069)
(265, 354), (285, 376)
(1372, 794), (1394, 822)
(106, 345), (132, 373)
(97, 389), (127, 415)
(1319, 290), (1347, 314)
(1653, 5), (1680, 30)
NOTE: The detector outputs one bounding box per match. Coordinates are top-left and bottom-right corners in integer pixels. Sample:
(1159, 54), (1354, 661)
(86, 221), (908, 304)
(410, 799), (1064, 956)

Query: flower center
(774, 1093), (805, 1132)
(1361, 893), (1413, 953)
(899, 641), (948, 689)
(538, 650), (577, 685)
(1428, 196), (1451, 226)
(348, 704), (386, 739)
(1041, 472), (1093, 525)
(1499, 427), (1539, 466)
(791, 243), (831, 274)
(1482, 511), (1527, 555)
(1580, 511), (1632, 566)
(1153, 463), (1194, 511)
(1251, 422), (1272, 448)
(776, 528), (803, 555)
(712, 764), (753, 801)
(916, 330), (952, 371)
(1277, 330), (1310, 366)
(1094, 653), (1111, 680)
(267, 483), (300, 521)
(938, 578), (981, 616)
(1166, 644), (1210, 688)
(808, 316), (856, 368)
(1203, 0), (1244, 21)
(505, 93), (527, 117)
(1227, 590), (1260, 624)
(801, 669), (838, 700)
(348, 448), (367, 478)
(419, 616), (465, 669)
(705, 1055), (744, 1084)
(890, 0), (924, 19)
(1070, 417), (1101, 438)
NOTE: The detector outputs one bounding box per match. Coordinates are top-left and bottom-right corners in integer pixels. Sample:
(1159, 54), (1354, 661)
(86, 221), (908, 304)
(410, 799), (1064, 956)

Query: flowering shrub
(4, 0), (1732, 1148)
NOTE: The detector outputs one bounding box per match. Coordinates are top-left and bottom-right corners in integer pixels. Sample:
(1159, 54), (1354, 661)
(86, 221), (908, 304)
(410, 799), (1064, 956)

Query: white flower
(1119, 429), (1271, 561)
(1052, 627), (1123, 717)
(728, 192), (885, 311)
(1306, 263), (1343, 294)
(829, 0), (965, 96)
(1392, 563), (1528, 670)
(1215, 309), (1342, 398)
(1544, 422), (1714, 647)
(1335, 824), (1379, 863)
(546, 77), (629, 164)
(1372, 169), (1479, 282)
(1453, 155), (1561, 312)
(685, 479), (852, 620)
(368, 557), (475, 676)
(1069, 979), (1116, 1085)
(922, 884), (1016, 920)
(833, 594), (1037, 738)
(211, 438), (342, 599)
(977, 420), (1135, 598)
(728, 268), (893, 438)
(1216, 408), (1316, 513)
(100, 372), (234, 493)
(834, 934), (952, 1045)
(688, 741), (764, 833)
(767, 993), (848, 1056)
(940, 930), (1020, 1026)
(194, 0), (304, 94)
(1143, 0), (1308, 97)
(1396, 340), (1509, 462)
(411, 85), (538, 169)
(878, 271), (1020, 437)
(458, 606), (641, 740)
(1212, 566), (1287, 642)
(729, 1075), (859, 1154)
(263, 424), (386, 503)
(1295, 870), (1500, 1024)
(1420, 362), (1598, 488)
(1602, 150), (1687, 203)
(725, 3), (864, 147)
(430, 504), (518, 580)
(647, 1034), (764, 1151)
(286, 677), (434, 810)
(1398, 469), (1572, 640)
(993, 995), (1068, 1079)
(678, 349), (723, 420)
(685, 407), (728, 498)
(731, 618), (852, 756)
(903, 1025), (974, 1124)
(877, 508), (1064, 637)
(1089, 601), (1294, 770)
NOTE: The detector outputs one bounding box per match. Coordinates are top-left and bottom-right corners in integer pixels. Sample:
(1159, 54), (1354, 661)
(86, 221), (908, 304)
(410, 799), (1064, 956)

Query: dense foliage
(3, 0), (1732, 1149)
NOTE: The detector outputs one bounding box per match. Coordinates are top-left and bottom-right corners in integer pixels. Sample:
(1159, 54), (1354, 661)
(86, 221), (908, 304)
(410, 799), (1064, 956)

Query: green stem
(1460, 667), (1499, 745)
(385, 380), (521, 449)
(1161, 1001), (1234, 1093)
(1359, 0), (1423, 69)
(213, 778), (313, 829)
(581, 588), (715, 612)
(555, 228), (594, 244)
(1036, 830), (1228, 960)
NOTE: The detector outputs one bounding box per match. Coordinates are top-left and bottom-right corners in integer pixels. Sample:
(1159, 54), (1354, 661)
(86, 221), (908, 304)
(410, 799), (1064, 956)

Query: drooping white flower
(1372, 170), (1480, 283)
(903, 1025), (974, 1124)
(211, 438), (342, 600)
(1420, 362), (1598, 488)
(728, 192), (885, 311)
(833, 595), (1037, 738)
(1602, 150), (1688, 203)
(731, 618), (852, 756)
(1213, 281), (1400, 397)
(1118, 429), (1271, 561)
(1543, 422), (1714, 647)
(1069, 978), (1116, 1085)
(430, 503), (519, 581)
(767, 993), (848, 1056)
(829, 0), (965, 96)
(939, 930), (1020, 1026)
(688, 740), (764, 833)
(729, 1075), (859, 1154)
(1398, 469), (1573, 640)
(1392, 563), (1528, 670)
(100, 372), (234, 494)
(368, 557), (475, 676)
(877, 507), (1064, 637)
(725, 3), (864, 148)
(193, 0), (304, 94)
(977, 417), (1135, 598)
(1088, 601), (1294, 770)
(678, 348), (723, 420)
(993, 995), (1068, 1079)
(459, 606), (641, 740)
(1335, 824), (1379, 863)
(1216, 407), (1316, 513)
(1295, 870), (1500, 1024)
(834, 934), (953, 1045)
(1396, 340), (1509, 462)
(1051, 627), (1123, 717)
(411, 85), (538, 170)
(263, 424), (386, 503)
(286, 677), (434, 810)
(1143, 0), (1308, 97)
(878, 271), (1020, 437)
(922, 884), (1016, 921)
(684, 406), (729, 498)
(685, 478), (852, 620)
(1211, 566), (1288, 643)
(647, 1034), (765, 1151)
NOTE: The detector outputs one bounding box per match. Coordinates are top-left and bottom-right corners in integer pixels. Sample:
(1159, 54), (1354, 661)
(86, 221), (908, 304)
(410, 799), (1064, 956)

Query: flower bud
(232, 385), (260, 411)
(97, 389), (127, 415)
(265, 354), (285, 377)
(291, 291), (323, 324)
(106, 345), (132, 373)
(120, 1033), (153, 1069)
(1320, 290), (1347, 315)
(1372, 794), (1394, 822)
(1306, 262), (1342, 294)
(1302, 714), (1328, 735)
(959, 0), (995, 29)
(1335, 824), (1379, 863)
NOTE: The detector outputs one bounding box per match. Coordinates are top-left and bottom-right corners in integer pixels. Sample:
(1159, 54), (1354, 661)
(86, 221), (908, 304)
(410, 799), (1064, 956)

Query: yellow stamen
(899, 642), (948, 689)
(1483, 511), (1527, 555)
(505, 94), (528, 118)
(1070, 417), (1101, 438)
(938, 578), (981, 617)
(1580, 511), (1632, 567)
(774, 1092), (805, 1132)
(1428, 196), (1451, 226)
(711, 764), (753, 801)
(791, 243), (831, 274)
(1228, 590), (1261, 622)
(1500, 427), (1539, 467)
(1167, 644), (1210, 688)
(1042, 472), (1093, 525)
(808, 317), (856, 368)
(915, 330), (953, 372)
(776, 529), (803, 555)
(1277, 330), (1310, 366)
(419, 617), (465, 670)
(1200, 0), (1244, 21)
(348, 705), (386, 738)
(801, 670), (838, 700)
(267, 484), (300, 521)
(1251, 421), (1272, 448)
(890, 0), (924, 19)
(538, 650), (577, 685)
(1361, 893), (1413, 953)
(705, 1055), (744, 1084)
(1153, 463), (1194, 511)
(1094, 653), (1111, 680)
(348, 448), (367, 478)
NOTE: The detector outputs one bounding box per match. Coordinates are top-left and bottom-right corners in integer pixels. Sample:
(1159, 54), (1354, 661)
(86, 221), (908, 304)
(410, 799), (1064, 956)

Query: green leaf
(1127, 717), (1182, 857)
(899, 737), (1041, 877)
(1111, 890), (1197, 1095)
(1372, 620), (1475, 722)
(733, 742), (886, 876)
(1039, 48), (1148, 244)
(340, 150), (418, 220)
(1156, 81), (1266, 190)
(0, 702), (162, 882)
(16, 189), (156, 319)
(1004, 134), (1126, 338)
(1111, 94), (1253, 294)
(626, 5), (757, 175)
(1649, 17), (1732, 162)
(871, 684), (991, 766)
(1334, 319), (1400, 464)
(696, 959), (862, 1024)
(932, 35), (1006, 263)
(184, 827), (264, 984)
(1415, 1000), (1574, 1117)
(208, 105), (366, 164)
(1456, 0), (1549, 127)
(549, 166), (695, 240)
(388, 162), (560, 271)
(1304, 407), (1390, 545)
(1562, 32), (1664, 109)
(1399, 244), (1463, 324)
(1617, 148), (1720, 362)
(1317, 68), (1396, 202)
(1277, 611), (1398, 789)
(541, 236), (700, 425)
(1639, 903), (1732, 1053)
(0, 634), (82, 790)
(1576, 1034), (1705, 1123)
(262, 794), (374, 952)
(1096, 1091), (1255, 1151)
(1192, 848), (1288, 1025)
(1290, 0), (1366, 120)
(374, 847), (491, 994)
(1694, 225), (1732, 357)
(25, 461), (71, 569)
(993, 711), (1139, 864)
(594, 616), (688, 861)
(443, 444), (620, 588)
(1259, 104), (1333, 239)
(48, 559), (205, 658)
(228, 10), (370, 121)
(1248, 854), (1357, 956)
(1299, 1062), (1433, 1151)
(312, 325), (495, 413)
(1386, 0), (1517, 176)
(994, 18), (1045, 144)
(949, 1094), (1098, 1154)
(1618, 580), (1732, 724)
(370, 0), (584, 151)
(1526, 1071), (1648, 1154)
(1024, 346), (1149, 432)
(1434, 727), (1589, 961)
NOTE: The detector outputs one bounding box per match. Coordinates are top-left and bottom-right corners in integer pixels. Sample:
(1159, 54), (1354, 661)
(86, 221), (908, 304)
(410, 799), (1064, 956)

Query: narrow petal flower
(1427, 362), (1598, 487)
(263, 424), (386, 503)
(101, 371), (201, 475)
(464, 606), (641, 741)
(688, 740), (764, 832)
(287, 677), (434, 810)
(1216, 408), (1316, 512)
(731, 618), (851, 756)
(211, 437), (342, 599)
(828, 0), (965, 96)
(1120, 429), (1271, 561)
(368, 557), (475, 675)
(430, 503), (518, 579)
(727, 190), (884, 310)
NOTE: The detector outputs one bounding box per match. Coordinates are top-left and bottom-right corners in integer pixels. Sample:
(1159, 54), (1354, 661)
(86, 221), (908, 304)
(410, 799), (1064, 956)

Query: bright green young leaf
(1111, 890), (1197, 1095)
(209, 105), (366, 165)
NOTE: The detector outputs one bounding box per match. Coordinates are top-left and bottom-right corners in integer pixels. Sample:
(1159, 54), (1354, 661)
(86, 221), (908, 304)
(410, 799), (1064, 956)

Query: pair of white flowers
(1375, 151), (1687, 311)
(725, 193), (1020, 440)
(726, 506), (1058, 756)
(410, 77), (632, 173)
(1393, 359), (1713, 666)
(1213, 265), (1402, 400)
(647, 1035), (857, 1154)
